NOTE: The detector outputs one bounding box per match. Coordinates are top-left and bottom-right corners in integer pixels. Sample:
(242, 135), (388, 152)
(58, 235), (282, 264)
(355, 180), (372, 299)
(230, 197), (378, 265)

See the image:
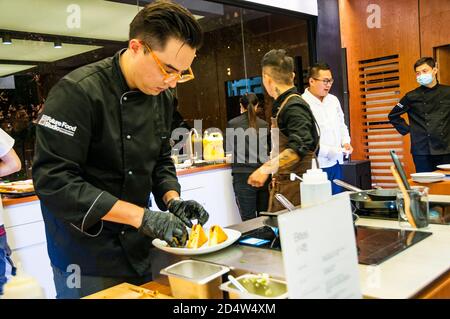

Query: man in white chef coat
(302, 62), (353, 194)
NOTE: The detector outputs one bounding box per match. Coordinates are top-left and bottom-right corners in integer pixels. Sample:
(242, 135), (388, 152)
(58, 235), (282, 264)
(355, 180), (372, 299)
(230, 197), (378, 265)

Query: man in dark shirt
(248, 49), (319, 211)
(388, 57), (450, 172)
(32, 1), (209, 298)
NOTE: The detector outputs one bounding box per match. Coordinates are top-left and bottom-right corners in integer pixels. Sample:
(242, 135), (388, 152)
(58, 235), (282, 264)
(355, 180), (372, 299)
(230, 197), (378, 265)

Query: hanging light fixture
(54, 40), (62, 49)
(2, 34), (12, 45)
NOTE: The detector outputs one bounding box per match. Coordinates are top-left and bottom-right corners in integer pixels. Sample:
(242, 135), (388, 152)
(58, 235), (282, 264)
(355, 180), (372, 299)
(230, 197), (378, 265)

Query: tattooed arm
(247, 148), (300, 187)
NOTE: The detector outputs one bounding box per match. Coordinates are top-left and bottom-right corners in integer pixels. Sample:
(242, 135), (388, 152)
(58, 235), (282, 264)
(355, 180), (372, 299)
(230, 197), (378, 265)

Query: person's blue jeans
(0, 234), (6, 295)
(0, 227), (14, 295)
(232, 172), (269, 221)
(51, 264), (153, 299)
(322, 162), (343, 195)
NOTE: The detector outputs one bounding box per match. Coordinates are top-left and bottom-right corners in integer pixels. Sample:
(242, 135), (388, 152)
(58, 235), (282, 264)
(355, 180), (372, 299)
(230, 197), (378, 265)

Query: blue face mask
(416, 73), (433, 86)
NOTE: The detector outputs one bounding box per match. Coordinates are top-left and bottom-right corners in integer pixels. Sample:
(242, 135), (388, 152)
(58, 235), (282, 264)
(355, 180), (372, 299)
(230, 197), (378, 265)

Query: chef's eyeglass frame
(141, 41), (195, 84)
(313, 78), (334, 85)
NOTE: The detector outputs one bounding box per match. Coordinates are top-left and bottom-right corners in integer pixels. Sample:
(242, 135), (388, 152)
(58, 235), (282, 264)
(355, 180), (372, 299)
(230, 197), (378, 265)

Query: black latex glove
(138, 209), (188, 247)
(168, 199), (209, 227)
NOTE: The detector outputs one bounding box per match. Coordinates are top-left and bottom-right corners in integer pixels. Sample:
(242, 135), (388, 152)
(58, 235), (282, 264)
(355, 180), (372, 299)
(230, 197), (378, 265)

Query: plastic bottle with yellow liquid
(202, 131), (225, 162)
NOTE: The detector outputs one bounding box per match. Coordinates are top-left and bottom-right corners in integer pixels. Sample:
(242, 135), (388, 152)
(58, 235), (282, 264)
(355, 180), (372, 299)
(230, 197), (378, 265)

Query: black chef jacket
(388, 83), (450, 155)
(272, 87), (319, 157)
(32, 49), (181, 277)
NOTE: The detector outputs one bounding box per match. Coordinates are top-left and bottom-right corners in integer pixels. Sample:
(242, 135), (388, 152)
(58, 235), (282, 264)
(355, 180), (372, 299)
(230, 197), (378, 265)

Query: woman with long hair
(226, 93), (270, 221)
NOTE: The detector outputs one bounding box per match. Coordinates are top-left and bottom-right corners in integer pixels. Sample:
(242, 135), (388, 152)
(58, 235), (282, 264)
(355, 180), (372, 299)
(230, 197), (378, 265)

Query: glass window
(0, 0), (312, 180)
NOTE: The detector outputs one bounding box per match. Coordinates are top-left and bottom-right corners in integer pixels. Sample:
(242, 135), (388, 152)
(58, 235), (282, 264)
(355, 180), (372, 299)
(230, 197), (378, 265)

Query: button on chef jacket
(388, 83), (450, 155)
(32, 49), (181, 277)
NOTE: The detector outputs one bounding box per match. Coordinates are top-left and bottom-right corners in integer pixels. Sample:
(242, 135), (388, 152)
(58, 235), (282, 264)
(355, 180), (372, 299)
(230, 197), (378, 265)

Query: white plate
(411, 172), (445, 183)
(411, 172), (445, 178)
(152, 228), (241, 256)
(437, 164), (450, 171)
(412, 178), (444, 183)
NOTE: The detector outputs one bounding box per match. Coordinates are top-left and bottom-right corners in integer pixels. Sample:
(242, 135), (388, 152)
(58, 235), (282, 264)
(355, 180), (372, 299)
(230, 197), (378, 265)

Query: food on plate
(240, 273), (287, 297)
(0, 180), (34, 193)
(186, 224), (208, 249)
(208, 225), (228, 246)
(172, 231), (188, 248)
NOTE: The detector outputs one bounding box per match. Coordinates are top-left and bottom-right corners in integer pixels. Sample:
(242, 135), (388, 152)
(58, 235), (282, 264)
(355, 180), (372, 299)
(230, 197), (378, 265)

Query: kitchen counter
(2, 195), (39, 207)
(409, 170), (450, 195)
(176, 163), (231, 176)
(150, 216), (450, 299)
(0, 163), (232, 207)
(2, 162), (238, 299)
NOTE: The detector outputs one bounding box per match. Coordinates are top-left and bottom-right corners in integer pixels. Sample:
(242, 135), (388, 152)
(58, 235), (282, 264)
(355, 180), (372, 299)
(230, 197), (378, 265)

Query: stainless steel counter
(150, 216), (285, 283)
(150, 216), (450, 298)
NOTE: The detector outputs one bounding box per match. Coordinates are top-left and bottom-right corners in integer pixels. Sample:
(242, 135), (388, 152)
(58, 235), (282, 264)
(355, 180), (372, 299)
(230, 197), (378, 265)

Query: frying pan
(333, 179), (398, 212)
(333, 179), (398, 201)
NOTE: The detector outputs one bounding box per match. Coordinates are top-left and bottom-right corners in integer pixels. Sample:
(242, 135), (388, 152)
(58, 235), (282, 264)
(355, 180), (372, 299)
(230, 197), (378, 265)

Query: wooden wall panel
(419, 0), (450, 57)
(436, 46), (450, 85)
(339, 0), (420, 184)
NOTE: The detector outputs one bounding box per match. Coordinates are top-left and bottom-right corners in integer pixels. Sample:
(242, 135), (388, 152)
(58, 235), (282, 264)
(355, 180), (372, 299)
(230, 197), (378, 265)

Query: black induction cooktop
(238, 225), (432, 265)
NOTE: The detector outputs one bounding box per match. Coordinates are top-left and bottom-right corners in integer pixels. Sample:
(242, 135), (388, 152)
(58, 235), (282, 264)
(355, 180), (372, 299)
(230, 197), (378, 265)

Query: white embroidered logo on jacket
(38, 114), (77, 137)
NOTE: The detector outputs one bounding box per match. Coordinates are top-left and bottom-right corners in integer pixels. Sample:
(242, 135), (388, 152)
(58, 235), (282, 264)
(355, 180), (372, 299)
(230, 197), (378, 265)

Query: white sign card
(278, 193), (361, 298)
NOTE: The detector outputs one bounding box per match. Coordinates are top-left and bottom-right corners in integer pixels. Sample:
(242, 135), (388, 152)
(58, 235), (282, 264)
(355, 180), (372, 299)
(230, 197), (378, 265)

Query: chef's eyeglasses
(141, 41), (195, 83)
(313, 78), (334, 85)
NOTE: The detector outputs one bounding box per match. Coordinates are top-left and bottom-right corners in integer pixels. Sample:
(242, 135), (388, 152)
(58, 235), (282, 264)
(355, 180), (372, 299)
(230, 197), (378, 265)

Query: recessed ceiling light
(2, 34), (12, 45)
(54, 40), (62, 49)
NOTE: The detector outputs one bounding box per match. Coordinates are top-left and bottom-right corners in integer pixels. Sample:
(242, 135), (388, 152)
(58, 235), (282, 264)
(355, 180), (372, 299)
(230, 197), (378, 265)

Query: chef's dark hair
(308, 62), (331, 80)
(240, 92), (259, 129)
(129, 0), (203, 50)
(261, 49), (294, 85)
(414, 57), (436, 70)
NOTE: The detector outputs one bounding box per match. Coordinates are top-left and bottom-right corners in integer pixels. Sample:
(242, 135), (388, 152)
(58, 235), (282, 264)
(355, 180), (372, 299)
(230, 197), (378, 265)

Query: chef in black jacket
(32, 1), (208, 299)
(388, 57), (450, 172)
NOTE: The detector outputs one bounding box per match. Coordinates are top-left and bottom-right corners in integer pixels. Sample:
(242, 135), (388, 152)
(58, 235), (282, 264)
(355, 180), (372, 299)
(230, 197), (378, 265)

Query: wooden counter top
(2, 195), (39, 207)
(409, 170), (450, 195)
(140, 281), (172, 296)
(1, 164), (231, 207)
(176, 163), (231, 176)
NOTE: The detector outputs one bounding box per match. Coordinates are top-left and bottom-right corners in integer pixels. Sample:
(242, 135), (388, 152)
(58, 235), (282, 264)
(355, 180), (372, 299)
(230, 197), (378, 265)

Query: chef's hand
(248, 168), (270, 188)
(138, 208), (188, 247)
(168, 199), (209, 227)
(343, 143), (353, 154)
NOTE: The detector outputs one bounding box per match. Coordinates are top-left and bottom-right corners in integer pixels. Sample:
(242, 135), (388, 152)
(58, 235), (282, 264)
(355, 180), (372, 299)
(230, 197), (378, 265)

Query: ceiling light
(2, 34), (12, 45)
(54, 40), (62, 49)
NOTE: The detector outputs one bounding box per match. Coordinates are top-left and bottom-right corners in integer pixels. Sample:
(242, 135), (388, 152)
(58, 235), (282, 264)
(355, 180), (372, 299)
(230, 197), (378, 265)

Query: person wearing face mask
(226, 93), (270, 221)
(302, 63), (352, 194)
(32, 1), (209, 298)
(388, 57), (450, 173)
